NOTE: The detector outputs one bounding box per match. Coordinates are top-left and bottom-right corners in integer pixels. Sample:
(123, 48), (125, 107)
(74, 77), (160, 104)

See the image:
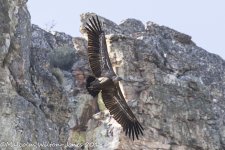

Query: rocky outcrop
(1, 2), (225, 150)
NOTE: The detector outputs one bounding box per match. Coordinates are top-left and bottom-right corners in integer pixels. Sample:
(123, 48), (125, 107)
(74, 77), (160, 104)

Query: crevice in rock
(176, 67), (192, 78)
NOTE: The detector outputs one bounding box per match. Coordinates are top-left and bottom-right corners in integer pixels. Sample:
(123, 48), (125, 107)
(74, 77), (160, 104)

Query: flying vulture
(85, 16), (144, 140)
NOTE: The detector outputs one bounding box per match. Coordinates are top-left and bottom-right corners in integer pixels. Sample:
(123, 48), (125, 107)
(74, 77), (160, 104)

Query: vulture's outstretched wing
(102, 81), (144, 140)
(85, 16), (115, 77)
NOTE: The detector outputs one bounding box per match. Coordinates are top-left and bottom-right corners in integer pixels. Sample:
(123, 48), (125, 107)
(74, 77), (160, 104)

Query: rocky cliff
(1, 0), (225, 150)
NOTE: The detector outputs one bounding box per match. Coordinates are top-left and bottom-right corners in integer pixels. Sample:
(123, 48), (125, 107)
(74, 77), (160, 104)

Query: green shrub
(51, 67), (64, 84)
(49, 46), (76, 70)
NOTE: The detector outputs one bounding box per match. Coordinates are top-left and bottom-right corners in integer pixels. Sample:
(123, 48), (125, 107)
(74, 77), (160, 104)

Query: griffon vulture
(85, 16), (144, 140)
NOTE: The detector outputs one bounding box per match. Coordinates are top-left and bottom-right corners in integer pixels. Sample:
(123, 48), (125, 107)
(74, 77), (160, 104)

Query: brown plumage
(85, 16), (144, 140)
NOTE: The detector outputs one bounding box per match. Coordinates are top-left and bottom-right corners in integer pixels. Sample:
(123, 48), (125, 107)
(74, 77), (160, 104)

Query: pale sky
(27, 0), (225, 59)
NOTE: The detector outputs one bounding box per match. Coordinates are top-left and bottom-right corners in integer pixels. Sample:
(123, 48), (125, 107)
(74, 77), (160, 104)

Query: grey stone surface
(119, 18), (145, 35)
(1, 2), (225, 150)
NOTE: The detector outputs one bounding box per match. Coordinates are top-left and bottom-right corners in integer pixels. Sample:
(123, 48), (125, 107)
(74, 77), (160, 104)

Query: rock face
(0, 2), (225, 150)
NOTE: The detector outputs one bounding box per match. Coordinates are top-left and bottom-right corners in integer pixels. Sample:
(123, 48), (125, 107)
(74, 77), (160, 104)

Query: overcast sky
(27, 0), (225, 59)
